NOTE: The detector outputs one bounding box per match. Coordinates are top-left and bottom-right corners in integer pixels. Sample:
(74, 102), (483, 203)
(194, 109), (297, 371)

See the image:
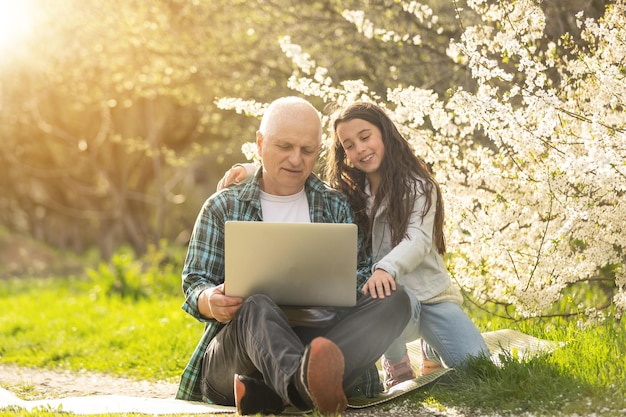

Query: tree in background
(0, 0), (468, 258)
(220, 0), (625, 320)
(1, 0), (250, 257)
(0, 0), (333, 257)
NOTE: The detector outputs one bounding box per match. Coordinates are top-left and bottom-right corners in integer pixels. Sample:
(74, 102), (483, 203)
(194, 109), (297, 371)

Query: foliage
(2, 1), (594, 259)
(2, 0), (469, 259)
(86, 241), (184, 300)
(219, 0), (626, 320)
(0, 0), (303, 257)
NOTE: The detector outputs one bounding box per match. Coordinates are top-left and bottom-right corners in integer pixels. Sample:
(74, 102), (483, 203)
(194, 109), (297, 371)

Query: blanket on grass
(0, 329), (557, 415)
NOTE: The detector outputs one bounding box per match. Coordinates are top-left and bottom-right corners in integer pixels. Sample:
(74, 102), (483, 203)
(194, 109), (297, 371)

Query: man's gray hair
(258, 96), (321, 136)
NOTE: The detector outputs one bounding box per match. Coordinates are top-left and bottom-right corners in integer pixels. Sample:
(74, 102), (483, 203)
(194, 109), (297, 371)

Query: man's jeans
(201, 288), (411, 405)
(384, 292), (489, 367)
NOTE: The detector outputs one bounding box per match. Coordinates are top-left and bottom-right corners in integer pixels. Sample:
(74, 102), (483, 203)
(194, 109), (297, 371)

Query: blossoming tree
(218, 0), (625, 320)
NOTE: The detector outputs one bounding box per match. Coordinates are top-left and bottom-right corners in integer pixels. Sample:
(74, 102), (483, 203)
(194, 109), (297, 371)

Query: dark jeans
(200, 287), (411, 406)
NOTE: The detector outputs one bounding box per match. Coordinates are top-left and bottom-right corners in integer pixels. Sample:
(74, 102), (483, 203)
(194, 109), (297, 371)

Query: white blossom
(215, 97), (265, 117)
(220, 1), (626, 320)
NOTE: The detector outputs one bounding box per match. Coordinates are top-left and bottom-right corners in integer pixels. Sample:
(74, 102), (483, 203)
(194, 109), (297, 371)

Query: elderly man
(176, 96), (411, 415)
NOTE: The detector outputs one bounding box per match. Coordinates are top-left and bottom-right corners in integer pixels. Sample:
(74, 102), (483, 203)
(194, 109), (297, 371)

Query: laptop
(224, 221), (358, 307)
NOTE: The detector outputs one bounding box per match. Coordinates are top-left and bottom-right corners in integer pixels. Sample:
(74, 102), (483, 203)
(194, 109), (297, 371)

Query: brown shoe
(382, 350), (416, 389)
(234, 374), (285, 415)
(295, 337), (347, 415)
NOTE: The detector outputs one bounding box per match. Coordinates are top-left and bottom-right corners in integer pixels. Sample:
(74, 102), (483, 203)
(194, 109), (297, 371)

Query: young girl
(217, 101), (490, 389)
(327, 101), (489, 388)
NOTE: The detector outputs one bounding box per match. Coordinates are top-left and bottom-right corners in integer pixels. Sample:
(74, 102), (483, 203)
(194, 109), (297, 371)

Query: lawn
(1, 264), (625, 416)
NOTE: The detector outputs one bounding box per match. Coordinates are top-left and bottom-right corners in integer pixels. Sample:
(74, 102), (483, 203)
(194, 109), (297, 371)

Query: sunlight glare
(0, 0), (35, 53)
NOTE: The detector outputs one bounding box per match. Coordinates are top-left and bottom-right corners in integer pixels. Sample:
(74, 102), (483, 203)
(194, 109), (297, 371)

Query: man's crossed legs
(201, 289), (411, 415)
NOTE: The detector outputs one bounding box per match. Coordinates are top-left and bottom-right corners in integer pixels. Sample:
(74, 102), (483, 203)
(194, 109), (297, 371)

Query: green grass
(1, 273), (625, 417)
(408, 309), (626, 417)
(0, 278), (199, 381)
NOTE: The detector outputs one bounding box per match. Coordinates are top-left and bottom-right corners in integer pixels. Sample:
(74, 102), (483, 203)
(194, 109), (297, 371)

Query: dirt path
(0, 364), (178, 400)
(0, 364), (448, 416)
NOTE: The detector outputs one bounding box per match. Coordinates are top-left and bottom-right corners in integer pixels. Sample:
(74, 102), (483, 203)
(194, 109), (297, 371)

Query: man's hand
(198, 284), (244, 322)
(361, 269), (396, 299)
(216, 165), (249, 191)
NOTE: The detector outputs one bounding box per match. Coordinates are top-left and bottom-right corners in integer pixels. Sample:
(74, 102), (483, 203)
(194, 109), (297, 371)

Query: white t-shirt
(260, 188), (310, 223)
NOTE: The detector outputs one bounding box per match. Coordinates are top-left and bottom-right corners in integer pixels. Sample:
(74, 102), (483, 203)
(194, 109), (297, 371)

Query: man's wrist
(198, 288), (214, 319)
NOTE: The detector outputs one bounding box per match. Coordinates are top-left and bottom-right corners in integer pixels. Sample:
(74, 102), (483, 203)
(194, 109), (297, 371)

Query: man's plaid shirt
(175, 171), (378, 402)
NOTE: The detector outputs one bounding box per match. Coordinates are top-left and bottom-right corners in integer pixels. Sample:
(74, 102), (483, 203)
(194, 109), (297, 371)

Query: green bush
(86, 242), (185, 300)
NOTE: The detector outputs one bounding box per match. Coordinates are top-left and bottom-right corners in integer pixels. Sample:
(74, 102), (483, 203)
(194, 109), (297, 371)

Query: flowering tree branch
(218, 0), (626, 321)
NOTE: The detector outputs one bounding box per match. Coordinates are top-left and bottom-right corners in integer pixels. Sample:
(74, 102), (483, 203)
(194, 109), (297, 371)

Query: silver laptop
(224, 221), (357, 307)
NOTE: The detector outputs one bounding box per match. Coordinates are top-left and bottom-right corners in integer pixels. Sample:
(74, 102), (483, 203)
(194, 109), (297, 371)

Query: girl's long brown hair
(325, 102), (446, 256)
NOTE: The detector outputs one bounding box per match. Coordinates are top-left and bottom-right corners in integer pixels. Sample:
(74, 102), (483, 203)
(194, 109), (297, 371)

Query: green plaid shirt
(176, 171), (377, 402)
